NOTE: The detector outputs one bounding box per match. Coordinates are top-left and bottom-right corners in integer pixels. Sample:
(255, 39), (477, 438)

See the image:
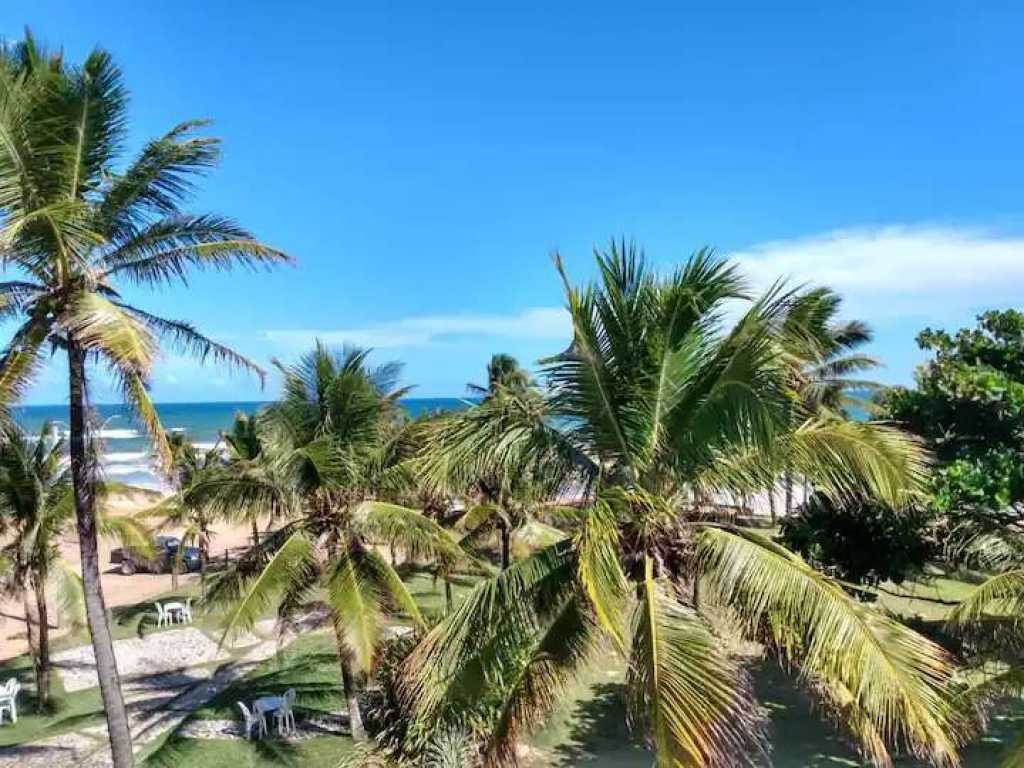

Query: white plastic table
(253, 696), (283, 716)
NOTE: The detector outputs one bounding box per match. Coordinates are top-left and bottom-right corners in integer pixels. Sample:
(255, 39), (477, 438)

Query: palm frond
(697, 526), (962, 766)
(950, 570), (1024, 627)
(627, 557), (762, 768)
(211, 529), (316, 647)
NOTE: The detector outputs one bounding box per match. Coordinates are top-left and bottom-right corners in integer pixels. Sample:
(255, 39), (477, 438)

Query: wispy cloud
(263, 307), (571, 349)
(732, 225), (1024, 318)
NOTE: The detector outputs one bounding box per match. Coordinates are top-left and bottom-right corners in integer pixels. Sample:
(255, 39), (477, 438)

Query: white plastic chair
(275, 688), (296, 735)
(0, 678), (20, 725)
(163, 600), (190, 625)
(154, 601), (168, 628)
(237, 701), (266, 740)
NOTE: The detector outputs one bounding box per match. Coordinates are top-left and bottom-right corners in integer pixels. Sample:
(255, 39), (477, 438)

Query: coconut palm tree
(0, 37), (289, 765)
(199, 344), (467, 742)
(780, 287), (882, 516)
(404, 244), (960, 768)
(143, 431), (223, 594)
(467, 353), (533, 399)
(0, 421), (149, 710)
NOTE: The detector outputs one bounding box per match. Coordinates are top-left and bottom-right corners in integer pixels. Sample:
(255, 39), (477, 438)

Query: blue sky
(5, 2), (1024, 404)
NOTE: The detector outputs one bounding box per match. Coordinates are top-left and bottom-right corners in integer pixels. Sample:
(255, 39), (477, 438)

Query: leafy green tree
(402, 244), (958, 768)
(779, 492), (934, 586)
(881, 310), (1024, 554)
(0, 36), (289, 765)
(198, 345), (466, 742)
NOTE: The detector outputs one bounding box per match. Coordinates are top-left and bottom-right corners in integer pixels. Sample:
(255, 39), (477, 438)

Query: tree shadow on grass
(546, 682), (651, 767)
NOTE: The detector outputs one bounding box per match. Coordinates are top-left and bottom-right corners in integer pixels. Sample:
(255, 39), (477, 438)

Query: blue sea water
(12, 398), (473, 490)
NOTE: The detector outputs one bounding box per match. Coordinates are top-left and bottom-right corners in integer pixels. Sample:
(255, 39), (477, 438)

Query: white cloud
(732, 225), (1024, 318)
(263, 307), (571, 349)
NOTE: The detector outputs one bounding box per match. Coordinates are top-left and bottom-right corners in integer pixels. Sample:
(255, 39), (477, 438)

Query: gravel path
(52, 628), (228, 692)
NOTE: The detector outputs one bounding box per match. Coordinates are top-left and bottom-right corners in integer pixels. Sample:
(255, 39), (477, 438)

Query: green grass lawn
(534, 658), (1024, 767)
(6, 554), (1022, 766)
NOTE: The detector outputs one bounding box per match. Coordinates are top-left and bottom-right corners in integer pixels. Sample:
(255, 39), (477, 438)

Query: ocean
(12, 398), (474, 491)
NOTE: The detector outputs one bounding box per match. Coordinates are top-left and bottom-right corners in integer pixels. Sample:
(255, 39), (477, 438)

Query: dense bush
(780, 492), (934, 585)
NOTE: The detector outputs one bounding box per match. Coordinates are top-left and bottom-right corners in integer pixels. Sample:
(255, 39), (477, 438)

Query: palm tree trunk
(444, 578), (453, 614)
(22, 589), (42, 710)
(31, 570), (51, 710)
(334, 625), (366, 742)
(784, 469), (793, 517)
(768, 485), (777, 526)
(251, 518), (260, 548)
(69, 341), (135, 768)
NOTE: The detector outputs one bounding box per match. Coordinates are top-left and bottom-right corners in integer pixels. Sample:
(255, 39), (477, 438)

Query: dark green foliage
(779, 493), (934, 585)
(879, 310), (1024, 547)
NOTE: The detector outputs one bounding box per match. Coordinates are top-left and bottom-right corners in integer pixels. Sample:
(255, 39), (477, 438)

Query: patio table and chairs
(239, 688), (298, 738)
(0, 678), (21, 725)
(154, 598), (193, 627)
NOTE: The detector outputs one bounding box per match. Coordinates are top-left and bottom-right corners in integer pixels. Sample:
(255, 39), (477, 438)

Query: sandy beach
(0, 488), (257, 661)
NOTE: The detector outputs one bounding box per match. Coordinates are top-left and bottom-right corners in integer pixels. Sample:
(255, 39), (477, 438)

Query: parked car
(110, 535), (201, 576)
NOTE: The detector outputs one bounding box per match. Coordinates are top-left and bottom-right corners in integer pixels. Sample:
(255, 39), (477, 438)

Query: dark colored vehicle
(110, 535), (201, 576)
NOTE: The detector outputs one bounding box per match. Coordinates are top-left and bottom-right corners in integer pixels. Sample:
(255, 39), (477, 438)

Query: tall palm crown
(0, 39), (288, 463)
(409, 244), (959, 768)
(785, 286), (881, 415)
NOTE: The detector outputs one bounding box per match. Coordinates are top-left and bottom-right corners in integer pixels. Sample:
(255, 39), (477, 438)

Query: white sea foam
(103, 462), (156, 477)
(97, 428), (140, 439)
(104, 451), (151, 463)
(193, 441), (219, 451)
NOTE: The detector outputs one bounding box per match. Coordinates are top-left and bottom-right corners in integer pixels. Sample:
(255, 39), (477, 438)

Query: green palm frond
(697, 526), (961, 766)
(96, 120), (219, 233)
(97, 512), (154, 557)
(99, 213), (291, 285)
(118, 367), (173, 473)
(54, 558), (86, 630)
(118, 304), (266, 383)
(575, 497), (628, 652)
(61, 292), (156, 371)
(356, 501), (464, 565)
(401, 541), (578, 722)
(628, 557), (762, 768)
(484, 593), (599, 766)
(950, 570), (1024, 627)
(211, 530), (317, 647)
(784, 416), (930, 507)
(325, 543), (388, 674)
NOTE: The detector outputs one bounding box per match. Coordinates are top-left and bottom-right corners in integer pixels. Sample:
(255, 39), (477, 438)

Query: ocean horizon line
(14, 395), (475, 409)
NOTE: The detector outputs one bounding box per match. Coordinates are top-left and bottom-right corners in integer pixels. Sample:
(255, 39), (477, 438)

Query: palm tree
(144, 432), (223, 594)
(0, 422), (149, 710)
(199, 344), (466, 742)
(0, 37), (289, 766)
(781, 287), (882, 516)
(220, 413), (268, 546)
(405, 244), (959, 768)
(467, 353), (533, 399)
(429, 358), (556, 570)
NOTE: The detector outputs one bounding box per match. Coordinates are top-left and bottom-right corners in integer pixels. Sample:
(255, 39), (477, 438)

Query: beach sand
(0, 488), (257, 661)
